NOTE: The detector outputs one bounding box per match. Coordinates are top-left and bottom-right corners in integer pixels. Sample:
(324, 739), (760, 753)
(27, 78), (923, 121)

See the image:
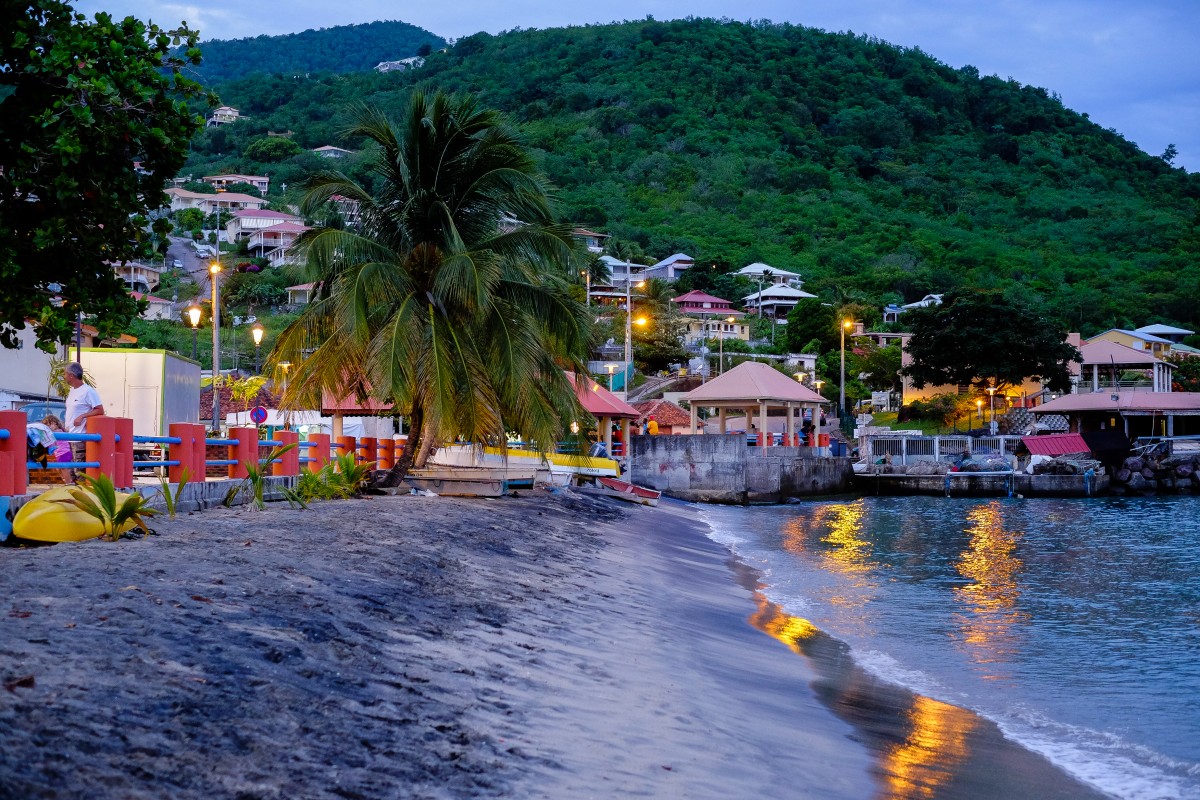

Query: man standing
(63, 362), (104, 483)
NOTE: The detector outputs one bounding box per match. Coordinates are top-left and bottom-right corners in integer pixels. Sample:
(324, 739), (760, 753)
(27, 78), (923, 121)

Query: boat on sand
(577, 476), (661, 507)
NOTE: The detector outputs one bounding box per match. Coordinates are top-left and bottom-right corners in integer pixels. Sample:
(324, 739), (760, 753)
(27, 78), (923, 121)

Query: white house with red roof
(671, 290), (749, 345)
(166, 188), (267, 214)
(224, 209), (304, 243)
(287, 283), (315, 305)
(130, 291), (174, 321)
(203, 173), (270, 195)
(248, 222), (310, 267)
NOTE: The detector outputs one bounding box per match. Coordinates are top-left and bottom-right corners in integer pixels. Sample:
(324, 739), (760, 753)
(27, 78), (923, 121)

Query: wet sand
(0, 490), (1109, 798)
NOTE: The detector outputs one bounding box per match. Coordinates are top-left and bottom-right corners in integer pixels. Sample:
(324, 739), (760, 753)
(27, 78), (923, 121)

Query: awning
(1022, 433), (1089, 456)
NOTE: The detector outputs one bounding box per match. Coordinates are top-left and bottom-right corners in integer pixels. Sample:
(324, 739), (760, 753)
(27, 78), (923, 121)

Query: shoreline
(1, 490), (1110, 798)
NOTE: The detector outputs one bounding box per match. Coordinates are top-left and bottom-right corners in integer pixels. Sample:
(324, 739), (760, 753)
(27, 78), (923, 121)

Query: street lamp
(210, 260), (222, 432)
(976, 399), (983, 420)
(813, 379), (826, 451)
(794, 371), (807, 384)
(840, 319), (854, 421)
(186, 305), (201, 361)
(985, 385), (998, 435)
(605, 363), (618, 390)
(623, 275), (645, 391)
(278, 361), (291, 395)
(718, 315), (736, 376)
(581, 269), (591, 307)
(251, 322), (265, 374)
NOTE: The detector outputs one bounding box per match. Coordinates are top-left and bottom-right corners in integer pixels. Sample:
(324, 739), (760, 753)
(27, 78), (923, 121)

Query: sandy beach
(1, 490), (1110, 799)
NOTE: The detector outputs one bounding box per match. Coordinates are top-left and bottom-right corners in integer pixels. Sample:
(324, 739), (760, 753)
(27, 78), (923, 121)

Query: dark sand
(1, 490), (1110, 799)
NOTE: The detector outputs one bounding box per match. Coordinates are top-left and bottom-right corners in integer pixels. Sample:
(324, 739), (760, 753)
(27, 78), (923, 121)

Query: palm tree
(276, 92), (592, 479)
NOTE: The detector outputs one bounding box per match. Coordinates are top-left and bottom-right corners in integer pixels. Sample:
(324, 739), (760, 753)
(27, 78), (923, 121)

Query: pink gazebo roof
(1078, 339), (1166, 366)
(681, 360), (828, 405)
(565, 372), (640, 419)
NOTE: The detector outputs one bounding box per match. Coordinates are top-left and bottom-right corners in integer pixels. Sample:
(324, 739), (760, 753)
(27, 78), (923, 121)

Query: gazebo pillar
(1092, 364), (1100, 391)
(718, 407), (726, 434)
(602, 415), (613, 456)
(759, 402), (768, 448)
(785, 402), (794, 446)
(690, 404), (698, 434)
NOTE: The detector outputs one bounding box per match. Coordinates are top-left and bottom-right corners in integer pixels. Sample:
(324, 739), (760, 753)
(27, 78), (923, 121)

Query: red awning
(1022, 433), (1090, 456)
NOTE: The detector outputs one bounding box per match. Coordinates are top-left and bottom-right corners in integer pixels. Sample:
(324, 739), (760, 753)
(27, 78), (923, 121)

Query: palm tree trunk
(413, 415), (438, 469)
(374, 406), (423, 487)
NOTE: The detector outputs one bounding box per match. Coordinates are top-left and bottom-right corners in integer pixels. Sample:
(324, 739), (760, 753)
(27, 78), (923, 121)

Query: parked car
(172, 259), (183, 268)
(21, 401), (67, 425)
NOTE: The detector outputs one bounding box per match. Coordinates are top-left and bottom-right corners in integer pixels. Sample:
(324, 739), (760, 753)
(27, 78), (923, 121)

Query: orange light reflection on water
(781, 500), (876, 610)
(953, 502), (1028, 676)
(748, 595), (979, 798)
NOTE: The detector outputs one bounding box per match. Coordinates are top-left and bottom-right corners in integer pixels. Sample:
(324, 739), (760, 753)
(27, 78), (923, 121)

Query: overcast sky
(79, 0), (1199, 171)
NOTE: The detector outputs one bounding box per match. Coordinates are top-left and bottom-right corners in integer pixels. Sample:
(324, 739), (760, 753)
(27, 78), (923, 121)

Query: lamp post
(986, 385), (997, 435)
(840, 319), (854, 421)
(718, 315), (736, 376)
(582, 269), (591, 307)
(794, 371), (807, 384)
(210, 260), (222, 432)
(623, 274), (645, 391)
(186, 305), (201, 361)
(605, 363), (618, 390)
(976, 399), (983, 421)
(813, 379), (826, 452)
(278, 361), (291, 395)
(251, 322), (264, 374)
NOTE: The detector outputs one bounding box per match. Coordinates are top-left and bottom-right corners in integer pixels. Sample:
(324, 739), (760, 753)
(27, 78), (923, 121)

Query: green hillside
(185, 18), (1200, 336)
(187, 20), (445, 83)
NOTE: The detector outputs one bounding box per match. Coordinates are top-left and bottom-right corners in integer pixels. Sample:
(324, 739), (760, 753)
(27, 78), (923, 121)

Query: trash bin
(831, 440), (847, 457)
(817, 433), (830, 448)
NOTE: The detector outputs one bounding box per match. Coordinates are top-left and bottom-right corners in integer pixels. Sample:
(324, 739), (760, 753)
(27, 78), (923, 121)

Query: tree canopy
(0, 1), (211, 350)
(900, 290), (1079, 392)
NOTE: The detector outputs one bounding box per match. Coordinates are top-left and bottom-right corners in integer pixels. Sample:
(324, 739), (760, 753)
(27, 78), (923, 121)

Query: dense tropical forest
(183, 20), (446, 84)
(183, 17), (1200, 337)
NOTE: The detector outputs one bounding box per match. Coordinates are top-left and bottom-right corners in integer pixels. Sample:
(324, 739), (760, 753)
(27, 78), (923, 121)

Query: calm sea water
(701, 496), (1200, 800)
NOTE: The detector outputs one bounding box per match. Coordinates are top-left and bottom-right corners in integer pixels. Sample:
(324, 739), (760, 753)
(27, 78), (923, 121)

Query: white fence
(863, 435), (1024, 465)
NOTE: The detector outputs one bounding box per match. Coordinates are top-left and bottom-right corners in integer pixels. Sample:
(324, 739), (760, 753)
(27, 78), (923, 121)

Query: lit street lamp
(840, 319), (854, 421)
(251, 322), (265, 374)
(623, 274), (645, 392)
(186, 305), (201, 361)
(605, 363), (618, 390)
(976, 399), (983, 420)
(210, 260), (222, 432)
(985, 385), (998, 435)
(794, 371), (807, 384)
(813, 379), (826, 452)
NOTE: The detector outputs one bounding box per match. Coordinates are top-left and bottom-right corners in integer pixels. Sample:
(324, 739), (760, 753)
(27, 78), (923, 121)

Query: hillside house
(735, 262), (802, 286)
(247, 223), (310, 267)
(882, 293), (944, 323)
(131, 291), (174, 321)
(312, 145), (355, 158)
(287, 283), (315, 305)
(203, 174), (270, 195)
(1089, 327), (1181, 357)
(166, 188), (267, 214)
(671, 291), (749, 345)
(644, 253), (694, 282)
(206, 106), (244, 127)
(572, 228), (609, 253)
(741, 283), (817, 320)
(115, 262), (163, 293)
(374, 56), (424, 72)
(224, 209), (304, 243)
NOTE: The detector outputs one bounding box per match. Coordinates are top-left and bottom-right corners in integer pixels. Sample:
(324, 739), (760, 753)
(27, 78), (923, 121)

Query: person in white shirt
(63, 362), (105, 483)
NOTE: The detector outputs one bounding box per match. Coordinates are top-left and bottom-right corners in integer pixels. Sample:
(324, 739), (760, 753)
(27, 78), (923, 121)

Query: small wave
(853, 648), (953, 699)
(991, 707), (1200, 800)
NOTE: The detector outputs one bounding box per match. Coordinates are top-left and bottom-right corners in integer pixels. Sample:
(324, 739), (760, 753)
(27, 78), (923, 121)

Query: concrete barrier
(629, 434), (852, 504)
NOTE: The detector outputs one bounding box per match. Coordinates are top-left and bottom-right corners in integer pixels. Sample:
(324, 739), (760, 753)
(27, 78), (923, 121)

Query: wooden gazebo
(680, 361), (829, 447)
(566, 372), (640, 456)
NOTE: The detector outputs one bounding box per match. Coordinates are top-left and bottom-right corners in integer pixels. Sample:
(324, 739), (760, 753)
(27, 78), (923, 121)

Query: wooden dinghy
(578, 476), (661, 507)
(403, 466), (531, 497)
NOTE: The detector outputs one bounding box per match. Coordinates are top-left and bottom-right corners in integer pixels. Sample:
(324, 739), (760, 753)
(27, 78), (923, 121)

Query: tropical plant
(276, 92), (592, 483)
(330, 452), (372, 497)
(223, 443), (303, 510)
(56, 474), (158, 541)
(155, 468), (191, 520)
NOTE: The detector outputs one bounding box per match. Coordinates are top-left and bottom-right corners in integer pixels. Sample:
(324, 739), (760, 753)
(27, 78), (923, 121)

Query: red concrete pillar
(85, 416), (116, 483)
(229, 427), (258, 479)
(361, 437), (377, 469)
(757, 431), (766, 448)
(377, 438), (394, 470)
(0, 410), (28, 496)
(306, 433), (330, 473)
(336, 436), (356, 464)
(273, 430), (300, 476)
(192, 424), (208, 480)
(112, 417), (134, 490)
(168, 422), (193, 484)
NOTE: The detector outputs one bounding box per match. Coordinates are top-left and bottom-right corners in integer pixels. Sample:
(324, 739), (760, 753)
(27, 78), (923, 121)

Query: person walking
(63, 362), (104, 483)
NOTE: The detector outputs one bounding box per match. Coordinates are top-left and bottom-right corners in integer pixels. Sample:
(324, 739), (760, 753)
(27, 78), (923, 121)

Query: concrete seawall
(629, 434), (852, 504)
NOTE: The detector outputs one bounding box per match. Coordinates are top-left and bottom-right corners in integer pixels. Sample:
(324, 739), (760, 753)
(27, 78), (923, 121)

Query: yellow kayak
(11, 486), (139, 543)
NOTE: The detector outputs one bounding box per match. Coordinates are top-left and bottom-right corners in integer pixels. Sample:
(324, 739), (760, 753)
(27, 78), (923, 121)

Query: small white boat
(403, 467), (513, 497)
(430, 443), (620, 480)
(578, 476), (661, 507)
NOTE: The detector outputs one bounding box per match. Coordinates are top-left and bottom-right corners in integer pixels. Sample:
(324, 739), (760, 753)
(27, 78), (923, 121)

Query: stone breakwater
(1110, 452), (1200, 494)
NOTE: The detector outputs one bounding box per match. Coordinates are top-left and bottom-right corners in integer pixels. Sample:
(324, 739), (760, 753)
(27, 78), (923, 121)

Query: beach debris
(410, 488), (438, 497)
(4, 675), (35, 692)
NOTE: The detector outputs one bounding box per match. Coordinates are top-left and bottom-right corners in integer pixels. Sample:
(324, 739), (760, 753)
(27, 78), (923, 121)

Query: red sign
(250, 406), (268, 425)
